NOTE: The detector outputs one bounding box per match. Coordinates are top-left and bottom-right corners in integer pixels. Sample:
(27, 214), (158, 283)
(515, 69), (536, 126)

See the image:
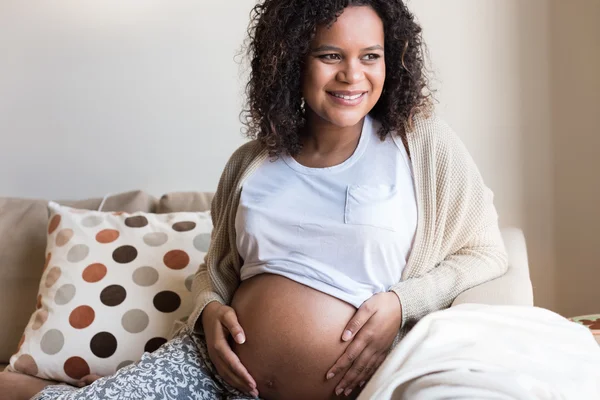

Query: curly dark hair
(241, 0), (433, 157)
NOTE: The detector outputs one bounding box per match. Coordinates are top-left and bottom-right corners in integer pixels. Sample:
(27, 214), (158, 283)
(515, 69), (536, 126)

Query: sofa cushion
(157, 192), (214, 213)
(0, 191), (158, 365)
(10, 201), (212, 384)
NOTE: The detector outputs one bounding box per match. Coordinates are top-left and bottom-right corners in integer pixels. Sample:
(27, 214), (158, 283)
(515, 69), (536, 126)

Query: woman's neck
(293, 113), (365, 168)
(301, 114), (365, 156)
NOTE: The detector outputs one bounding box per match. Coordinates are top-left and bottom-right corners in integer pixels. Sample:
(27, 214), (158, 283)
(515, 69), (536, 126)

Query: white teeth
(331, 93), (363, 100)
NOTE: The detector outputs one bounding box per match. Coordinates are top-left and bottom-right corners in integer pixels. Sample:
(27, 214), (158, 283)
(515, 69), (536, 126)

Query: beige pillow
(9, 202), (211, 384)
(157, 191), (214, 213)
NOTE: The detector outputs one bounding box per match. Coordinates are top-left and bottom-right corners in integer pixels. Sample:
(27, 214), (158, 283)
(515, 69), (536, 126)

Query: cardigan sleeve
(186, 164), (231, 333)
(390, 211), (508, 329)
(389, 119), (508, 329)
(186, 142), (260, 333)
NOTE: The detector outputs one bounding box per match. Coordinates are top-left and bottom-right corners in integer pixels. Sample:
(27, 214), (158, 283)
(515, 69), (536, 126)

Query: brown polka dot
(113, 245), (138, 264)
(153, 291), (181, 313)
(163, 250), (190, 270)
(124, 216), (148, 228)
(69, 306), (95, 329)
(100, 285), (127, 307)
(96, 229), (120, 244)
(45, 267), (62, 288)
(55, 229), (74, 247)
(172, 221), (196, 232)
(48, 214), (61, 234)
(144, 337), (167, 353)
(14, 354), (38, 375)
(90, 332), (117, 358)
(43, 252), (52, 272)
(32, 310), (49, 330)
(17, 334), (25, 353)
(36, 294), (42, 309)
(83, 263), (107, 283)
(64, 357), (90, 380)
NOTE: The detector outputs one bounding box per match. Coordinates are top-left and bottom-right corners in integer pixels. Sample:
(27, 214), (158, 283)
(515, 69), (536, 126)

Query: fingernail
(76, 381), (85, 388)
(359, 380), (366, 388)
(236, 333), (246, 344)
(342, 330), (352, 341)
(344, 388), (353, 396)
(326, 372), (335, 380)
(336, 387), (344, 396)
(250, 389), (259, 397)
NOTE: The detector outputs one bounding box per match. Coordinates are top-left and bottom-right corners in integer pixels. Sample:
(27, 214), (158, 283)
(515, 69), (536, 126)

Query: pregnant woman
(29, 0), (508, 399)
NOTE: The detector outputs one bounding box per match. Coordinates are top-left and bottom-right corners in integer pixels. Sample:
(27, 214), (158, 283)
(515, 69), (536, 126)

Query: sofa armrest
(452, 227), (534, 307)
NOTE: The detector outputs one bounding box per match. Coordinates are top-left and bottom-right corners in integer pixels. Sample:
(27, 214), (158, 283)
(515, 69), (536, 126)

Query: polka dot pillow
(10, 201), (212, 384)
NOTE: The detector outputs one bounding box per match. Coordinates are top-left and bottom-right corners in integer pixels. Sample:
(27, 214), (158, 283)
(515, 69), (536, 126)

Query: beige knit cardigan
(187, 114), (508, 344)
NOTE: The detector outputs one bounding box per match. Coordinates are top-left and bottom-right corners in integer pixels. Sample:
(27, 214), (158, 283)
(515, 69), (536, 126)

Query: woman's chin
(323, 112), (371, 129)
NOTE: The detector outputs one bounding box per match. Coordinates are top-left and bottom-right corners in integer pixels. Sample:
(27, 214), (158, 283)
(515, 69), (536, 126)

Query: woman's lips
(326, 91), (367, 106)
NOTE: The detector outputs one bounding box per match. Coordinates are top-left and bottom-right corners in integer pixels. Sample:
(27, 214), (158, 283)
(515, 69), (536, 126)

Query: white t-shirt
(235, 115), (417, 307)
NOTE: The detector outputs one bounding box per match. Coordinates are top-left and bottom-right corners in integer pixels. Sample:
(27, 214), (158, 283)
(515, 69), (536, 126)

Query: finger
(220, 307), (247, 344)
(353, 352), (381, 391)
(210, 312), (255, 389)
(356, 353), (387, 391)
(334, 348), (377, 397)
(216, 356), (259, 398)
(328, 326), (376, 380)
(215, 339), (257, 390)
(342, 302), (376, 342)
(327, 339), (364, 381)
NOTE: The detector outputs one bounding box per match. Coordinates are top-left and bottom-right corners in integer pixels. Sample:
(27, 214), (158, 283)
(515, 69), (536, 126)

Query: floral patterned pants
(31, 329), (257, 400)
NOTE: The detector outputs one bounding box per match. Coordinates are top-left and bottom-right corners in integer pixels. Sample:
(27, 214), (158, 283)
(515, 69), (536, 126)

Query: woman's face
(302, 6), (386, 129)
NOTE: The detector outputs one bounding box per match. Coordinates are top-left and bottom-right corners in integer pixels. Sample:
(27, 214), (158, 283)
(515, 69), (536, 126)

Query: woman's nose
(336, 61), (364, 84)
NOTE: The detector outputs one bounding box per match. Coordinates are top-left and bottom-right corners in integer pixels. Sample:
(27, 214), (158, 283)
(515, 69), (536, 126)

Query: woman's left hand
(327, 292), (402, 397)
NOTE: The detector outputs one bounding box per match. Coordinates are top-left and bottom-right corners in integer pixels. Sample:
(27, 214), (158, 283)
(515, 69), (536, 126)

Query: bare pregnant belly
(230, 274), (359, 400)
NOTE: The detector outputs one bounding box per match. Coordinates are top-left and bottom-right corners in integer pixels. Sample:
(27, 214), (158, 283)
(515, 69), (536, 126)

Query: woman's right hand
(201, 302), (259, 398)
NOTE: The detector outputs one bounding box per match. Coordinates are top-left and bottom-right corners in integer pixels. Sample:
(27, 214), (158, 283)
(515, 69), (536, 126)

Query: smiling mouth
(326, 91), (367, 106)
(328, 92), (366, 100)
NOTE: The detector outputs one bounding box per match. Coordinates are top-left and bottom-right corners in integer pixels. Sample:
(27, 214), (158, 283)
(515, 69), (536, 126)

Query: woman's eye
(363, 54), (381, 61)
(318, 54), (341, 61)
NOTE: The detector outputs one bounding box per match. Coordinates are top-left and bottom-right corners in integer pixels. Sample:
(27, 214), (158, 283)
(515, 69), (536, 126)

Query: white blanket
(358, 304), (600, 399)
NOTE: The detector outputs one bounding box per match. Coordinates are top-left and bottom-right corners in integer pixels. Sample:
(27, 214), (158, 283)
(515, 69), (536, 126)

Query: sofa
(0, 189), (534, 394)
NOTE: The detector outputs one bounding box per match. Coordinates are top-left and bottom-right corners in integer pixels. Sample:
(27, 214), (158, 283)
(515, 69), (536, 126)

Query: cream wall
(2, 1), (597, 314)
(411, 0), (556, 310)
(0, 0), (256, 199)
(551, 0), (600, 317)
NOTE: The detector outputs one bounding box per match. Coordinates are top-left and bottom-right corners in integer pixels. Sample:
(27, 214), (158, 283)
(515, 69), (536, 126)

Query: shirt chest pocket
(344, 184), (403, 231)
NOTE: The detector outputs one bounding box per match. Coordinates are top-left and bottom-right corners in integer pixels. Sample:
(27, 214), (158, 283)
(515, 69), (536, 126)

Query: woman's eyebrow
(311, 44), (384, 52)
(363, 45), (384, 51)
